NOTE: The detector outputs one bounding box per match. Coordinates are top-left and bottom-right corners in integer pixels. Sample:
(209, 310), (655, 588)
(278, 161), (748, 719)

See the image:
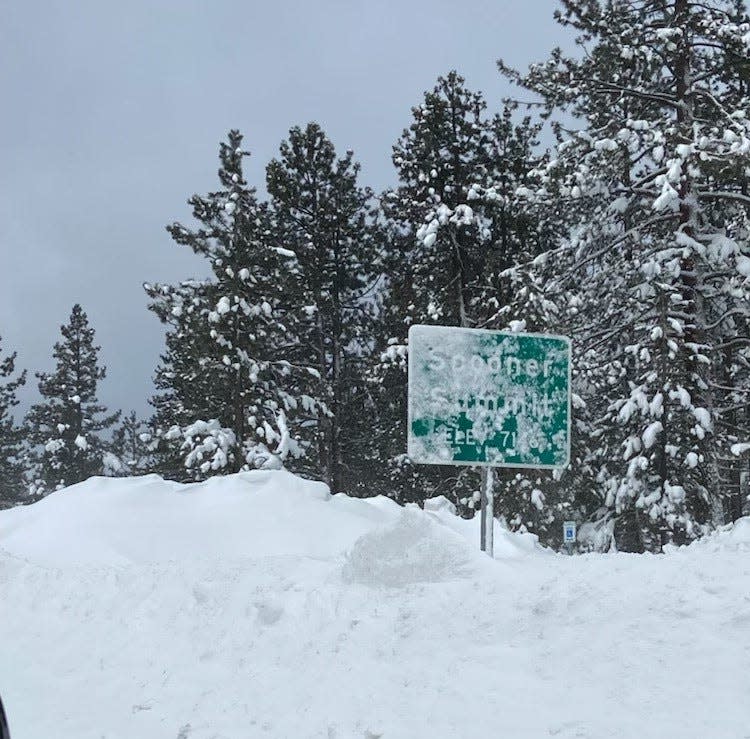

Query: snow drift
(1, 471), (749, 739)
(0, 470), (530, 568)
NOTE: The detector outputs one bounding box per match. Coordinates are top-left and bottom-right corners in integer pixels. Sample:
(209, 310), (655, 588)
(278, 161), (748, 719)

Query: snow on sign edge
(406, 324), (572, 470)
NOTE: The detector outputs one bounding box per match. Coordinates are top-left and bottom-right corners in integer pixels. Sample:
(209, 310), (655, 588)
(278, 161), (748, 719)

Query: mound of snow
(671, 515), (750, 555)
(423, 494), (456, 515)
(0, 471), (542, 568)
(729, 516), (750, 544)
(0, 470), (392, 566)
(342, 508), (476, 586)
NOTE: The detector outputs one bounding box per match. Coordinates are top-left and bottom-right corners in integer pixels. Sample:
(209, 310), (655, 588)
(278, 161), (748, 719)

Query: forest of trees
(2, 0), (749, 553)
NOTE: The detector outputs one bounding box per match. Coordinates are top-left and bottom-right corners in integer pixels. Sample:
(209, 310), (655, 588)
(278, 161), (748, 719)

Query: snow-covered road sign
(407, 325), (570, 468)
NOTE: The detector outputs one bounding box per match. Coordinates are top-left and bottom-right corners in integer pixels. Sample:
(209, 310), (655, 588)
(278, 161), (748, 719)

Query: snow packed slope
(1, 471), (749, 739)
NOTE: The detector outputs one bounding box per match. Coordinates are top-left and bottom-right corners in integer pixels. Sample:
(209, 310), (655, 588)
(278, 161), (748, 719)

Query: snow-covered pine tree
(387, 71), (495, 327)
(498, 0), (750, 550)
(25, 305), (120, 492)
(0, 336), (27, 507)
(470, 106), (578, 542)
(147, 131), (320, 480)
(374, 72), (552, 513)
(266, 123), (381, 494)
(147, 279), (234, 480)
(373, 72), (495, 508)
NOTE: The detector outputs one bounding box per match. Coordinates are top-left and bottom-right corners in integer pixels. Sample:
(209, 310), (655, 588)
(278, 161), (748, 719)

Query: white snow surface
(1, 470), (749, 738)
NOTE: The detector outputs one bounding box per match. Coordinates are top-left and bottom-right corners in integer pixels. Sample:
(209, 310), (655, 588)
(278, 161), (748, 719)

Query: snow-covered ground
(1, 471), (749, 739)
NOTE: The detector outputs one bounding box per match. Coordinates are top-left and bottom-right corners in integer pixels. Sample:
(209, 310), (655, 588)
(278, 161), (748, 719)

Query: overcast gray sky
(1, 0), (563, 418)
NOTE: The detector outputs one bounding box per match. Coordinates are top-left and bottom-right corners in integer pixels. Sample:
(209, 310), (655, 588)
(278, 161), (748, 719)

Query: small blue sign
(563, 521), (576, 543)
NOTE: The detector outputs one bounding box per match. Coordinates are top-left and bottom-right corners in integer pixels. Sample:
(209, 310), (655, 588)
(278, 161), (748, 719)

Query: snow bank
(342, 509), (476, 586)
(668, 515), (750, 555)
(0, 471), (376, 566)
(2, 473), (749, 739)
(0, 470), (538, 568)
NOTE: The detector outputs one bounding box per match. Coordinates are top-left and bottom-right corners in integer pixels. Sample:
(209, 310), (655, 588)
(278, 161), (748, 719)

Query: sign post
(407, 324), (571, 556)
(480, 467), (494, 556)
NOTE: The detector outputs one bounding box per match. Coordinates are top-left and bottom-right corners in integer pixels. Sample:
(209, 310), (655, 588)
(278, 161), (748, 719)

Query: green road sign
(407, 325), (570, 469)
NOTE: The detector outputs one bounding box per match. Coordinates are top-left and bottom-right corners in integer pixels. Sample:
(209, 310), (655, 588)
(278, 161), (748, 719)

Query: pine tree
(373, 72), (552, 512)
(498, 0), (750, 550)
(386, 71), (495, 327)
(25, 305), (120, 492)
(0, 336), (27, 507)
(147, 131), (320, 480)
(266, 122), (381, 493)
(148, 279), (231, 480)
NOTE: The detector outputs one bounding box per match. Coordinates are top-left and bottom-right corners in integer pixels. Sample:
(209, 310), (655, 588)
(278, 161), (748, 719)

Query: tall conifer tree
(498, 0), (750, 549)
(374, 72), (551, 511)
(266, 123), (381, 493)
(25, 305), (119, 492)
(147, 131), (320, 479)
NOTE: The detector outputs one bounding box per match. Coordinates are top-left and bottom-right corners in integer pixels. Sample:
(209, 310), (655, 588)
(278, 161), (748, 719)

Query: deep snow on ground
(1, 471), (749, 739)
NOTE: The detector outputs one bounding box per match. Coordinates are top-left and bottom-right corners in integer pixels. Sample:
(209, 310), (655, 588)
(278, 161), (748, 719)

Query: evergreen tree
(266, 122), (381, 493)
(0, 336), (27, 507)
(373, 72), (551, 512)
(387, 71), (494, 327)
(498, 0), (750, 550)
(147, 131), (320, 480)
(25, 305), (119, 492)
(147, 279), (230, 480)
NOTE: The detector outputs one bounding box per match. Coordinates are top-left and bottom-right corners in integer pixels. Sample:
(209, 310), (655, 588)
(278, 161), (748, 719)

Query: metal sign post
(480, 467), (494, 555)
(407, 324), (571, 557)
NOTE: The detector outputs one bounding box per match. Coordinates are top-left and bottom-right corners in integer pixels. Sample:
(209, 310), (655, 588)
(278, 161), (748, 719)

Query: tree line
(2, 0), (749, 552)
